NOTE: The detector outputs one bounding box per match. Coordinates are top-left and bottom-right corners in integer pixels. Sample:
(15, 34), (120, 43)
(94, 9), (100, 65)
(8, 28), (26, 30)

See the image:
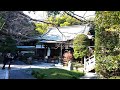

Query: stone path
(80, 72), (98, 79)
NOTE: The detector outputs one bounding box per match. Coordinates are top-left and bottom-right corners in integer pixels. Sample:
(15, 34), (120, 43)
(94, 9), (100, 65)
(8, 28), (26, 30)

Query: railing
(84, 55), (95, 73)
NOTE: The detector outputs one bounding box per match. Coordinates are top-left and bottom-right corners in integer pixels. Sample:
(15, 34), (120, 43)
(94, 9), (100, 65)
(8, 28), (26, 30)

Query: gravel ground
(80, 72), (98, 79)
(9, 69), (36, 79)
(9, 60), (37, 79)
(12, 60), (27, 65)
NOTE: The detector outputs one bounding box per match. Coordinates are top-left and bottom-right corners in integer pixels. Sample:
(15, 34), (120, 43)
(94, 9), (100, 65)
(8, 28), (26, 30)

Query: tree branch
(64, 11), (93, 24)
(0, 30), (33, 39)
(18, 12), (67, 40)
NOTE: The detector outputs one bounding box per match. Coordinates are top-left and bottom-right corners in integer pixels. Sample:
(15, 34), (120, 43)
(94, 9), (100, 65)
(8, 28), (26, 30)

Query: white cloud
(23, 11), (48, 20)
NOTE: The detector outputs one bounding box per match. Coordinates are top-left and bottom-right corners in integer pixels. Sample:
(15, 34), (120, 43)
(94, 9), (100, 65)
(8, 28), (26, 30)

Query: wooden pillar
(35, 46), (37, 56)
(44, 44), (46, 60)
(59, 43), (62, 63)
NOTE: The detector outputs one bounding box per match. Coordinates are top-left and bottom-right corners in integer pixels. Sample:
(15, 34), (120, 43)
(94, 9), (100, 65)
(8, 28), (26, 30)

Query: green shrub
(31, 68), (84, 79)
(95, 54), (120, 78)
(73, 34), (89, 61)
(109, 76), (120, 79)
(19, 53), (34, 64)
(24, 53), (34, 58)
(72, 61), (84, 69)
(0, 36), (17, 53)
(95, 11), (120, 78)
(0, 55), (4, 63)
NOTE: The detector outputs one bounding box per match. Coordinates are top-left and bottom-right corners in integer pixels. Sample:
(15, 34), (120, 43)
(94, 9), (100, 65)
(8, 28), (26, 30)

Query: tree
(95, 11), (120, 78)
(63, 51), (73, 66)
(34, 11), (93, 36)
(46, 12), (81, 27)
(0, 11), (39, 45)
(35, 23), (48, 35)
(47, 11), (61, 17)
(73, 34), (89, 63)
(0, 36), (17, 53)
(34, 14), (81, 35)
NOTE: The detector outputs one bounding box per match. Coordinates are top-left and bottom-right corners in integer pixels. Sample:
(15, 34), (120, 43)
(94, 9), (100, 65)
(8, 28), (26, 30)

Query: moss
(31, 68), (84, 79)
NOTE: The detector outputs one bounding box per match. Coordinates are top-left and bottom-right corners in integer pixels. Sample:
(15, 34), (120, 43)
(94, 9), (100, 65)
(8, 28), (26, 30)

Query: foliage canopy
(95, 11), (120, 78)
(73, 34), (89, 59)
(35, 14), (81, 35)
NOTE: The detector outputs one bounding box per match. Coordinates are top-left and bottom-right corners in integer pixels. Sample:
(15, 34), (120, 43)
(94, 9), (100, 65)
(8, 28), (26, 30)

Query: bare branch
(17, 12), (67, 40)
(83, 11), (87, 17)
(64, 11), (86, 22)
(64, 11), (93, 24)
(0, 22), (5, 31)
(0, 30), (33, 39)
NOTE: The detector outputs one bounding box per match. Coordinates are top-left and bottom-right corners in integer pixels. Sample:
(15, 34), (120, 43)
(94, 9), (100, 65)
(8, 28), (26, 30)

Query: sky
(74, 11), (95, 20)
(23, 11), (48, 20)
(23, 11), (95, 21)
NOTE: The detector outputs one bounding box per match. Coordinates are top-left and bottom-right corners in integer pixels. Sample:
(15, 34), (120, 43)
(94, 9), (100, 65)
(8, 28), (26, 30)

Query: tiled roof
(40, 24), (93, 42)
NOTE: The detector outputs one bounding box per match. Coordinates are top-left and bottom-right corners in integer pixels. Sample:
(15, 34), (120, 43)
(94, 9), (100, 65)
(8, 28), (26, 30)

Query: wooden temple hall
(35, 24), (94, 63)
